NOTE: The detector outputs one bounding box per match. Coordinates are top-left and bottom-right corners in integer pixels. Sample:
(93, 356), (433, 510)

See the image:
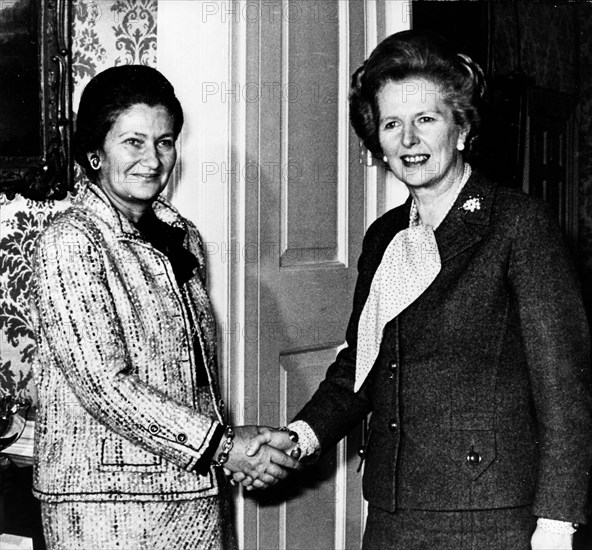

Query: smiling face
(91, 103), (177, 221)
(377, 78), (468, 190)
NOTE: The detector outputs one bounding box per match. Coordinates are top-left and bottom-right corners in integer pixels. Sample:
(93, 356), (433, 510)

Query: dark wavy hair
(74, 65), (184, 181)
(350, 30), (486, 161)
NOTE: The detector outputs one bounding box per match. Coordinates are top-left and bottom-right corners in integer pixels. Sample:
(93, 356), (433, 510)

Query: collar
(72, 182), (188, 239)
(433, 170), (497, 263)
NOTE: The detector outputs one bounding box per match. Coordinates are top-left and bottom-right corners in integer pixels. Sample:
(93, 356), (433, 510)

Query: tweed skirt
(41, 494), (236, 550)
(362, 505), (537, 550)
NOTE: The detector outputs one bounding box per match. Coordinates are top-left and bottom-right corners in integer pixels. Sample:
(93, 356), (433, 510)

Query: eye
(125, 137), (143, 147)
(157, 138), (175, 150)
(417, 116), (435, 124)
(383, 120), (400, 130)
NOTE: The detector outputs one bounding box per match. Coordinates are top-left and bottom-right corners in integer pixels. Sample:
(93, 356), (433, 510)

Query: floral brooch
(461, 197), (481, 212)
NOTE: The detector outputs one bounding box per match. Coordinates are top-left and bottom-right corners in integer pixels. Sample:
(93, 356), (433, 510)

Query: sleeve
(508, 200), (592, 523)
(31, 220), (222, 472)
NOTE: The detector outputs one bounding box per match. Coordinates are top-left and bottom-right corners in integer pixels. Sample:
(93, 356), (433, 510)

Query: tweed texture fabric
(294, 172), (592, 524)
(41, 495), (236, 550)
(362, 505), (537, 550)
(30, 183), (226, 503)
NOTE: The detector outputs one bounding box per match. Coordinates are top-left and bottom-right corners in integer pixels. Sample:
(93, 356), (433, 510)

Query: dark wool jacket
(294, 172), (592, 523)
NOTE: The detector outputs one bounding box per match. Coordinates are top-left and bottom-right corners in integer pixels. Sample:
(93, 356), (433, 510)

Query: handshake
(216, 425), (304, 491)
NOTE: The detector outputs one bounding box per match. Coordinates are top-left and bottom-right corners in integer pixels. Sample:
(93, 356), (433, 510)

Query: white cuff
(287, 420), (320, 458)
(537, 518), (577, 535)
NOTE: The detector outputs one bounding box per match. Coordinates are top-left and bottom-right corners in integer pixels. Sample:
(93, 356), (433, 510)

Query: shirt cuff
(537, 518), (578, 535)
(192, 422), (224, 475)
(287, 420), (321, 458)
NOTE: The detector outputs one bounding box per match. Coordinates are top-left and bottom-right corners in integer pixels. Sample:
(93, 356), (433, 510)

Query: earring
(457, 142), (465, 152)
(90, 155), (101, 170)
(383, 155), (388, 163)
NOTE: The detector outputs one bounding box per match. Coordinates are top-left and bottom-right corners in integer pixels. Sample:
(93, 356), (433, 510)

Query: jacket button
(177, 432), (188, 444)
(357, 447), (366, 459)
(388, 420), (398, 432)
(148, 423), (160, 434)
(388, 361), (397, 378)
(467, 450), (481, 465)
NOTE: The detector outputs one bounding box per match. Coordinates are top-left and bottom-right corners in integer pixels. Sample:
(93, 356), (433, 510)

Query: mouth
(400, 154), (430, 167)
(132, 173), (161, 181)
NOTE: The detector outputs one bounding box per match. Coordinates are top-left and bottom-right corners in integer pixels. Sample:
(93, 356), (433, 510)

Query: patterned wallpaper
(0, 0), (157, 403)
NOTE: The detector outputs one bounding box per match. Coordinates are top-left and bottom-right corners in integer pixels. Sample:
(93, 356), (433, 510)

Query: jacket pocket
(99, 433), (166, 473)
(452, 429), (497, 481)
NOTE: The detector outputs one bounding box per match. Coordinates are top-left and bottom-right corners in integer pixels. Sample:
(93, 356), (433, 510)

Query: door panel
(525, 87), (578, 243)
(284, 3), (341, 263)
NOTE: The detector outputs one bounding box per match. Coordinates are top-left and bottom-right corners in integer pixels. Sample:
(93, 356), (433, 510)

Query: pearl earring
(383, 155), (388, 163)
(90, 155), (101, 170)
(457, 142), (465, 152)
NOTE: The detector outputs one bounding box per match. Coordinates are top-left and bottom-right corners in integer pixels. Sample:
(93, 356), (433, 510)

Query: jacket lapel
(435, 172), (497, 264)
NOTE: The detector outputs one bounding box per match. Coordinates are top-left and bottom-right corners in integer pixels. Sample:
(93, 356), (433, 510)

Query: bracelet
(537, 518), (578, 535)
(212, 425), (235, 467)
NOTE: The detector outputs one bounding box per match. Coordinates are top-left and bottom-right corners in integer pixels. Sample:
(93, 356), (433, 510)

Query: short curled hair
(350, 30), (486, 160)
(74, 65), (184, 180)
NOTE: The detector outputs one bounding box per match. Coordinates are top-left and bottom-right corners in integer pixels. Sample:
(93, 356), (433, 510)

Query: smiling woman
(377, 78), (469, 227)
(28, 65), (302, 550)
(245, 30), (592, 550)
(90, 103), (177, 221)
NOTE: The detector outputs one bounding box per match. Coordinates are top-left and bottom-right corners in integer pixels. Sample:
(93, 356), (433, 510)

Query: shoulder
(353, 200), (411, 273)
(468, 174), (570, 267)
(492, 186), (561, 241)
(494, 185), (549, 217)
(35, 206), (98, 251)
(363, 200), (410, 250)
(468, 171), (558, 236)
(32, 202), (113, 275)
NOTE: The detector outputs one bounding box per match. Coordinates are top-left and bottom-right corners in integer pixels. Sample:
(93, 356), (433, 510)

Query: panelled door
(234, 1), (368, 548)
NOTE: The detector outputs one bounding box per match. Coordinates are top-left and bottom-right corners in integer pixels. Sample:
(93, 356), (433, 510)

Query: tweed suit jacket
(295, 172), (592, 523)
(30, 184), (225, 502)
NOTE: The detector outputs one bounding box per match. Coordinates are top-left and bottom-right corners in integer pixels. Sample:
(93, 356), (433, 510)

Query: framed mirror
(0, 0), (72, 200)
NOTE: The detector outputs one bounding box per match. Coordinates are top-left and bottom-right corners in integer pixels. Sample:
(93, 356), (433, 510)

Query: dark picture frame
(0, 0), (72, 200)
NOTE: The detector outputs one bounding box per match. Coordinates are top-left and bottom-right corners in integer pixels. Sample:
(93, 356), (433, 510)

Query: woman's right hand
(221, 425), (301, 490)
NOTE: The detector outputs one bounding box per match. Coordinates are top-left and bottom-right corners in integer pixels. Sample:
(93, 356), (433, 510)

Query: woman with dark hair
(29, 65), (300, 550)
(246, 31), (592, 549)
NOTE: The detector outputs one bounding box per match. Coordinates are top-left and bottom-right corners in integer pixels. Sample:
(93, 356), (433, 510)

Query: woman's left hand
(531, 526), (572, 549)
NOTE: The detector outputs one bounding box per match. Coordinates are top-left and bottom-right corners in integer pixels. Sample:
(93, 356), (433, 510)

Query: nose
(141, 143), (161, 169)
(401, 125), (419, 148)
